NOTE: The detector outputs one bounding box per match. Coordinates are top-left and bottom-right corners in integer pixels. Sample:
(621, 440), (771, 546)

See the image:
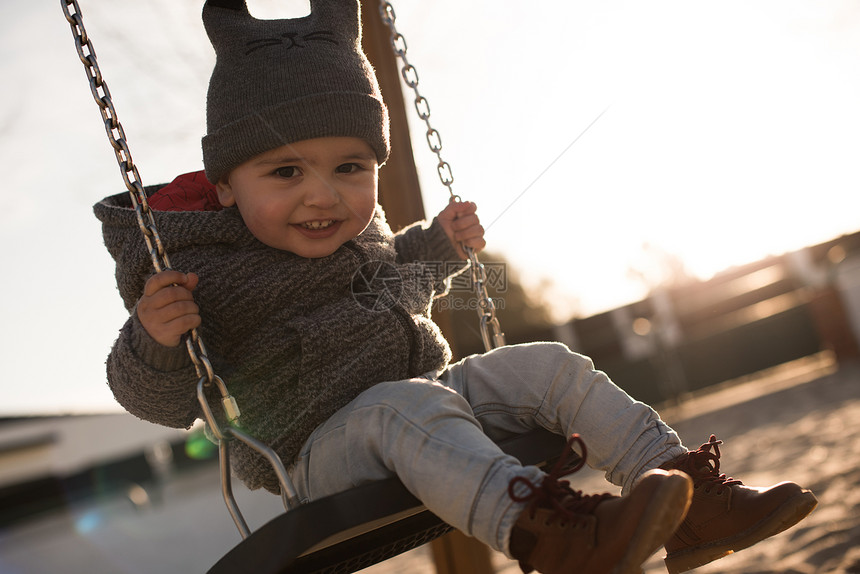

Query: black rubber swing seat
(208, 428), (574, 574)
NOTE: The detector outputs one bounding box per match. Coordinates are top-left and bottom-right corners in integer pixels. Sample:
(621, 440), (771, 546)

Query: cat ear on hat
(204, 0), (361, 44)
(203, 0), (254, 52)
(204, 0), (359, 23)
(309, 0), (361, 39)
(204, 0), (248, 12)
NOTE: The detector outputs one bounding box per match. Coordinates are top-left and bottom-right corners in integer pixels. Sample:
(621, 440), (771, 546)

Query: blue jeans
(287, 342), (686, 556)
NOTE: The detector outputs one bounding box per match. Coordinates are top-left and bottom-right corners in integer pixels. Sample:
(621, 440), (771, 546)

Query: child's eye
(335, 163), (362, 174)
(275, 166), (300, 178)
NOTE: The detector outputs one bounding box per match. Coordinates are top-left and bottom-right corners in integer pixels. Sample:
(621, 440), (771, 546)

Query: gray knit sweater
(95, 190), (463, 493)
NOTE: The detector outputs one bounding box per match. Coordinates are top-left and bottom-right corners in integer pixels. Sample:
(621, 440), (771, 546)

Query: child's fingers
(159, 301), (202, 332)
(458, 234), (487, 253)
(446, 199), (477, 217)
(438, 200), (485, 257)
(449, 212), (482, 232)
(154, 298), (200, 322)
(138, 270), (201, 344)
(183, 272), (200, 291)
(143, 270), (196, 297)
(453, 225), (485, 245)
(457, 228), (486, 244)
(142, 282), (197, 312)
(138, 295), (201, 347)
(449, 212), (484, 240)
(452, 230), (487, 257)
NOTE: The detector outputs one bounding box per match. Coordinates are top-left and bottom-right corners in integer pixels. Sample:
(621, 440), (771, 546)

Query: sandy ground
(361, 354), (860, 574)
(2, 354), (855, 573)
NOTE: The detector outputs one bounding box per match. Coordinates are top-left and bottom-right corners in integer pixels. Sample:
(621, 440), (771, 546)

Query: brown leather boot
(508, 434), (693, 574)
(660, 434), (818, 573)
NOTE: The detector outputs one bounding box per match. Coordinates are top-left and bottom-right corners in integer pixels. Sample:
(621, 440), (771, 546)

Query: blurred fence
(552, 231), (860, 405)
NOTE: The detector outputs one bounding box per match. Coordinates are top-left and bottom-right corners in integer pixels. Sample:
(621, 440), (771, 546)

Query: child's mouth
(301, 220), (335, 230)
(294, 219), (342, 239)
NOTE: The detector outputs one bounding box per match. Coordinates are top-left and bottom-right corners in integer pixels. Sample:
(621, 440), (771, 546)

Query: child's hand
(137, 270), (201, 347)
(437, 199), (486, 259)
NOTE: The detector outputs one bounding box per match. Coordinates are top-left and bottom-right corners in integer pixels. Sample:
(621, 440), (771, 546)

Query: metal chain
(379, 2), (505, 351)
(60, 0), (239, 427)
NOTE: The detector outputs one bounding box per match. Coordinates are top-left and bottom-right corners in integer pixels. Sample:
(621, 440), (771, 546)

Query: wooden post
(360, 2), (496, 573)
(430, 531), (496, 574)
(360, 0), (425, 229)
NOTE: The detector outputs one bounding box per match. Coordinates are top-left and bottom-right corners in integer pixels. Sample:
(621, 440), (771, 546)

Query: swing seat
(208, 428), (574, 574)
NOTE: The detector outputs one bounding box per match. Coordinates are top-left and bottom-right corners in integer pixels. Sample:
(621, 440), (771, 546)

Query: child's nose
(303, 176), (340, 208)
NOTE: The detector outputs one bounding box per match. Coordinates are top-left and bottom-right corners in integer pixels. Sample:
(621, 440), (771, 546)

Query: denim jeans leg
(288, 377), (544, 555)
(288, 342), (686, 558)
(440, 342), (687, 494)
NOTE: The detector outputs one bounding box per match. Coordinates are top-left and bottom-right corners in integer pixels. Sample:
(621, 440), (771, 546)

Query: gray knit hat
(201, 0), (390, 184)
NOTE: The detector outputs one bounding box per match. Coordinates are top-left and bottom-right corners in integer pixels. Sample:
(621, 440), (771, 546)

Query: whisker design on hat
(245, 30), (339, 55)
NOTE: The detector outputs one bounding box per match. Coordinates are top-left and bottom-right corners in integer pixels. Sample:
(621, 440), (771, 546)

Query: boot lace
(677, 434), (743, 494)
(508, 434), (613, 524)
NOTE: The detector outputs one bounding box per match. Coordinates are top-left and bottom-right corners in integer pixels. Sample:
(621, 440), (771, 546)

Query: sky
(1, 0), (858, 415)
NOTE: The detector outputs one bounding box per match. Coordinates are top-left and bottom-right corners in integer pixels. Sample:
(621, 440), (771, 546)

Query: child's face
(216, 137), (378, 258)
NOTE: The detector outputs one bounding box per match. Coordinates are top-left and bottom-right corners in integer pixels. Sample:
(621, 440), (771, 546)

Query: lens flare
(184, 431), (217, 460)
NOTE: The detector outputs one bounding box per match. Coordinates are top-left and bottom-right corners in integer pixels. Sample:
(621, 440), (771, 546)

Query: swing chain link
(379, 2), (505, 351)
(60, 0), (240, 429)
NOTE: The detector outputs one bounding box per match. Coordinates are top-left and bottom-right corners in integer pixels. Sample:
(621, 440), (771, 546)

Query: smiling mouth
(301, 220), (336, 230)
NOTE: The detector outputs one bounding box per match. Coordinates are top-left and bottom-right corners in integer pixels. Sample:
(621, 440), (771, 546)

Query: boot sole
(612, 471), (694, 574)
(664, 489), (818, 574)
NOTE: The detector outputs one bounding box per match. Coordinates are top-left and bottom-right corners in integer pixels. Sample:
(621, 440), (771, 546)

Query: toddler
(95, 1), (817, 572)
